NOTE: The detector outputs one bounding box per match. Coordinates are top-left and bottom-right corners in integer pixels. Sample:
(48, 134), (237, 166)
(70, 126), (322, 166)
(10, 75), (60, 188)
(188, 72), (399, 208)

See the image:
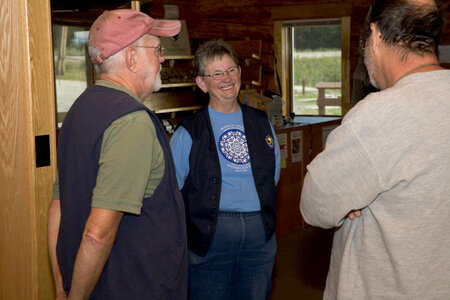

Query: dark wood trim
(271, 3), (352, 20)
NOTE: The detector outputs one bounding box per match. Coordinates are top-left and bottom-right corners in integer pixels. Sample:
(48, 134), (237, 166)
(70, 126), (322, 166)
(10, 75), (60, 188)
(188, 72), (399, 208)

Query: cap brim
(148, 19), (181, 37)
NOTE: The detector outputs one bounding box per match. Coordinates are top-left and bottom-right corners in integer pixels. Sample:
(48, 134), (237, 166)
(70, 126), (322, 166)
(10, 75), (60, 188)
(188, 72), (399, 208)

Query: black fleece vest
(57, 85), (188, 299)
(180, 104), (276, 256)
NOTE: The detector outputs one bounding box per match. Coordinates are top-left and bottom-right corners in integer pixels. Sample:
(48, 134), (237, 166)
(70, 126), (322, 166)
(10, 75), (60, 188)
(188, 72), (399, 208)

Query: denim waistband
(218, 211), (262, 217)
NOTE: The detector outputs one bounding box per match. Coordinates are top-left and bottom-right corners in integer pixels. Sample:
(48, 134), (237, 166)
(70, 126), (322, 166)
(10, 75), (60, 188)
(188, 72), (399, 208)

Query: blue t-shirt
(170, 106), (280, 211)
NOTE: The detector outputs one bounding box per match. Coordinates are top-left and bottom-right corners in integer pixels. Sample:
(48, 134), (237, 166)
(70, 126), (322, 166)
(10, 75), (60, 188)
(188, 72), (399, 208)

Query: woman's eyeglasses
(203, 67), (240, 81)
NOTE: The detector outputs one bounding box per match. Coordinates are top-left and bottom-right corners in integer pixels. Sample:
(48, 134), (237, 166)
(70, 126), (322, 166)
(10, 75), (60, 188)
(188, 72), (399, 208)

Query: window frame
(272, 4), (351, 117)
(286, 18), (342, 116)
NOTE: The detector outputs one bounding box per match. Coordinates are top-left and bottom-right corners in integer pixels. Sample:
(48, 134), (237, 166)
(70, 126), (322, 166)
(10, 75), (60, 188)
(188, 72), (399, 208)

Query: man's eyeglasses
(203, 67), (240, 81)
(134, 45), (165, 58)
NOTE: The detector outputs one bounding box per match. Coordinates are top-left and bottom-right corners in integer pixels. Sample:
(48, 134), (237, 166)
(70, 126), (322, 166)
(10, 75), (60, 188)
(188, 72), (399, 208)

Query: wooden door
(0, 0), (56, 298)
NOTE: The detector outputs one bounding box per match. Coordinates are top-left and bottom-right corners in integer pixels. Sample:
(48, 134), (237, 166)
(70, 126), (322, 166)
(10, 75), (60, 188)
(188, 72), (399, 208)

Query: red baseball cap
(88, 9), (181, 64)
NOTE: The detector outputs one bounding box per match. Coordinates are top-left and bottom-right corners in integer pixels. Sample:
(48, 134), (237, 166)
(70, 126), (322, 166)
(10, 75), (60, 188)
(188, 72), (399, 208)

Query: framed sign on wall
(160, 20), (191, 56)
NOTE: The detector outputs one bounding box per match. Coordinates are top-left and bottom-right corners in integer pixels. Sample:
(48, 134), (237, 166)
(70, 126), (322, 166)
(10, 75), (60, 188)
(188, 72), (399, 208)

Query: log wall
(146, 0), (450, 95)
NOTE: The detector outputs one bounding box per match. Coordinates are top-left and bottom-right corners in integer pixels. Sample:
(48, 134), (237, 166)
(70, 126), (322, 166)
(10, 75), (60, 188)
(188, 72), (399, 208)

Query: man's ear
(125, 47), (138, 72)
(196, 76), (208, 93)
(371, 23), (382, 43)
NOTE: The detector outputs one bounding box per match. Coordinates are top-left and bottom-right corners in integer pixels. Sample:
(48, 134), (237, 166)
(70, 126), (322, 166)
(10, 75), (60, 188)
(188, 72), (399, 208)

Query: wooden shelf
(145, 90), (209, 119)
(161, 56), (196, 87)
(154, 105), (204, 114)
(226, 39), (263, 91)
(161, 82), (196, 88)
(164, 55), (195, 60)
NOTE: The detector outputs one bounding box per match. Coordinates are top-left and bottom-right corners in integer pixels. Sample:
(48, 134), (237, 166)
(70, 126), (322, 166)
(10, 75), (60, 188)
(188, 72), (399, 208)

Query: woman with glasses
(170, 40), (281, 300)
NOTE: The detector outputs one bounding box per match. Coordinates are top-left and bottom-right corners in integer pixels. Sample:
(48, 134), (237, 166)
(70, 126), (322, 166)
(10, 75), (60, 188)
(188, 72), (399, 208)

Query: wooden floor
(270, 227), (335, 300)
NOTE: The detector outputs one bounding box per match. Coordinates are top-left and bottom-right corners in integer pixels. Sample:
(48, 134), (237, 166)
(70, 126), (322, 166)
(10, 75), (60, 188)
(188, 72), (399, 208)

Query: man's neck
(381, 50), (441, 89)
(98, 73), (144, 100)
(396, 62), (440, 82)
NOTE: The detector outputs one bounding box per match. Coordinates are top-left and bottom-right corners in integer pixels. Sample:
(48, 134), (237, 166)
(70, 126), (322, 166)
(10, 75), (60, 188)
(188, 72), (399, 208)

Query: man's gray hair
(88, 35), (148, 75)
(361, 0), (443, 60)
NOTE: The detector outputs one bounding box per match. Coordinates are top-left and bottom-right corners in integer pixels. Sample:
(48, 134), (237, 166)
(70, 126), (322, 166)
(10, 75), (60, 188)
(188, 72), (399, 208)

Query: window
(285, 19), (342, 116)
(52, 25), (92, 127)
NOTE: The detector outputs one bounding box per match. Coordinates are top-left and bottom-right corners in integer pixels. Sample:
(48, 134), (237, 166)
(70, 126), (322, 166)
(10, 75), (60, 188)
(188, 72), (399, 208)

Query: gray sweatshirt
(300, 70), (450, 299)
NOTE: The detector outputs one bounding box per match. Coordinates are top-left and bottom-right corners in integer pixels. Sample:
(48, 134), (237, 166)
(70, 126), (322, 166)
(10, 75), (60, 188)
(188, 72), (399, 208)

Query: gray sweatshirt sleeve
(300, 119), (382, 228)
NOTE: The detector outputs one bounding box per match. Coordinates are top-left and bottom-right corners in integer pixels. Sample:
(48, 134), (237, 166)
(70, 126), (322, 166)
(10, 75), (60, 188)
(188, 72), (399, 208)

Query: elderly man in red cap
(47, 9), (188, 299)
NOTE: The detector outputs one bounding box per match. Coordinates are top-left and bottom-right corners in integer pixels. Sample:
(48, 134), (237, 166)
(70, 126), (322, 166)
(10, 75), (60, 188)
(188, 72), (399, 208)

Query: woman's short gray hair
(194, 40), (240, 76)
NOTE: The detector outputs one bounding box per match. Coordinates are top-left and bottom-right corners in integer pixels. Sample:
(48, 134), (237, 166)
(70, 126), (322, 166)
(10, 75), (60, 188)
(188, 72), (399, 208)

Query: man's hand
(348, 210), (361, 220)
(48, 199), (68, 300)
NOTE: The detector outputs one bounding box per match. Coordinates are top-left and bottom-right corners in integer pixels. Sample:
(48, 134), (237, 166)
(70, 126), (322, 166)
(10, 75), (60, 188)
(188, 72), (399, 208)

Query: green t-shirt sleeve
(52, 171), (60, 200)
(91, 110), (158, 215)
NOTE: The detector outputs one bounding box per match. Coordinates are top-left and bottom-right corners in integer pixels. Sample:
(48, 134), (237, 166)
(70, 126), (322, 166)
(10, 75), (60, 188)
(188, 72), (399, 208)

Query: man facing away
(47, 9), (188, 299)
(300, 0), (450, 299)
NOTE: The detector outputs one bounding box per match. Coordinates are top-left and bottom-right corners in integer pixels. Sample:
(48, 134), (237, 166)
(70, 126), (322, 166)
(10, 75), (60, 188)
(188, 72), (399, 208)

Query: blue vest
(57, 85), (188, 299)
(179, 103), (276, 256)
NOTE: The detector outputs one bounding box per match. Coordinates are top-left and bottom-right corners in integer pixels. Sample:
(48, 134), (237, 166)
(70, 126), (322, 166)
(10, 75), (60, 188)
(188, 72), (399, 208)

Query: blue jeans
(188, 211), (277, 300)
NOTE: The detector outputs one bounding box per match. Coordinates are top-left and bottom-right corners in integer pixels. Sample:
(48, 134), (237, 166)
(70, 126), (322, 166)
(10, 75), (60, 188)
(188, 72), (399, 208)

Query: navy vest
(57, 85), (188, 299)
(179, 103), (277, 256)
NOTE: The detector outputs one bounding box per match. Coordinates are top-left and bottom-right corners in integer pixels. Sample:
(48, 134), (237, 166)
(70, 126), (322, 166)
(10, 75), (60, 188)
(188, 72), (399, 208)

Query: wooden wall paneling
(271, 3), (352, 21)
(437, 0), (450, 71)
(194, 6), (272, 24)
(225, 39), (262, 58)
(1, 0), (56, 298)
(147, 0), (276, 95)
(260, 43), (276, 93)
(53, 0), (450, 99)
(190, 21), (274, 41)
(438, 1), (450, 44)
(147, 1), (378, 101)
(225, 39), (263, 90)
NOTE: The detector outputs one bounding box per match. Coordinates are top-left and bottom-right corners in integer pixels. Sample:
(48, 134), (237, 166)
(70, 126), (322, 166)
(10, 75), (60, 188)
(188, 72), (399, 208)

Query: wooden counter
(274, 116), (341, 238)
(274, 122), (310, 238)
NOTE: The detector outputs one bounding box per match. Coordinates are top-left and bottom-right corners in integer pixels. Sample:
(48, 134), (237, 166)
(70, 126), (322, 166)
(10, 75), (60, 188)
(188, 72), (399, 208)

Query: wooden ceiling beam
(51, 1), (154, 27)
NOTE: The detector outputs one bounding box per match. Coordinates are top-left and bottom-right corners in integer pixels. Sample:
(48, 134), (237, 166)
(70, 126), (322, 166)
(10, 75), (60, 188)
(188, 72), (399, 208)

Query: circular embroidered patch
(265, 135), (275, 149)
(219, 129), (249, 164)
